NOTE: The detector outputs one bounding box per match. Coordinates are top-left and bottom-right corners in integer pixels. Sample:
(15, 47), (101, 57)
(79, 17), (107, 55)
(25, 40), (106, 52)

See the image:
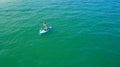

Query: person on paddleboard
(43, 22), (49, 31)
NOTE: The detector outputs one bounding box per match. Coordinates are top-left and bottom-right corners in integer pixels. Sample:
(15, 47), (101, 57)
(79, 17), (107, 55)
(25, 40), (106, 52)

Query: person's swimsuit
(44, 26), (49, 31)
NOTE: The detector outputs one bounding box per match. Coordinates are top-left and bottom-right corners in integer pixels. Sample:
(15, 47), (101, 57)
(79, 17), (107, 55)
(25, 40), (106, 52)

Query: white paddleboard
(39, 26), (52, 34)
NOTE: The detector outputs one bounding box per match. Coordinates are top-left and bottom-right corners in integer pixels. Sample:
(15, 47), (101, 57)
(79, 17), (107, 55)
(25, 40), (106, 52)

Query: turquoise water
(0, 0), (120, 67)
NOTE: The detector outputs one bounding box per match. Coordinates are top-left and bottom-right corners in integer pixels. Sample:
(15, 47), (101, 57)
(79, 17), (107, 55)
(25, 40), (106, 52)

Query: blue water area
(0, 0), (120, 67)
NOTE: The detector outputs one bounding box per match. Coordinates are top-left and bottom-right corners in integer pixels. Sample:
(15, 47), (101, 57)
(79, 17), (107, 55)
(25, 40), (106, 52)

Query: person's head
(43, 22), (46, 26)
(43, 22), (46, 24)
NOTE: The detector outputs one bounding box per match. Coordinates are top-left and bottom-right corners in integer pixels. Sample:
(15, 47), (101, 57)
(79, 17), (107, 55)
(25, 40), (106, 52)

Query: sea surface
(0, 0), (120, 67)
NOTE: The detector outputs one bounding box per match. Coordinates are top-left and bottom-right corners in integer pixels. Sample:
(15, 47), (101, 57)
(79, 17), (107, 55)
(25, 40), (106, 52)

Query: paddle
(40, 26), (43, 32)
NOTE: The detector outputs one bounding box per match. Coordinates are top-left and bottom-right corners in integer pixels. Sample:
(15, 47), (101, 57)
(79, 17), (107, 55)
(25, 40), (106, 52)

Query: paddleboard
(39, 26), (52, 34)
